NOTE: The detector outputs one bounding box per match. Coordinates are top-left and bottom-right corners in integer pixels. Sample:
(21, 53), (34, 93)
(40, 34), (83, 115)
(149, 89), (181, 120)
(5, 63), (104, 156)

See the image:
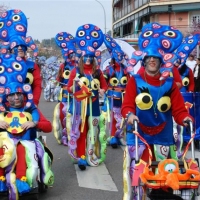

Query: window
(123, 22), (133, 36)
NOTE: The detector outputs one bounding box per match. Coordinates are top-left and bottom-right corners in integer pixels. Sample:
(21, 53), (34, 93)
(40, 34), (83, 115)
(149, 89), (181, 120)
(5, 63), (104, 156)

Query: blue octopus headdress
(75, 24), (104, 58)
(103, 34), (129, 63)
(55, 32), (77, 58)
(174, 34), (200, 67)
(0, 54), (34, 111)
(128, 22), (183, 78)
(0, 9), (38, 56)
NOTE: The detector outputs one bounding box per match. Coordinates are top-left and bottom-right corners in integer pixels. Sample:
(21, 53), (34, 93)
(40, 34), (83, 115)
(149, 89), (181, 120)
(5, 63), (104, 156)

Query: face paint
(83, 55), (94, 64)
(6, 92), (24, 108)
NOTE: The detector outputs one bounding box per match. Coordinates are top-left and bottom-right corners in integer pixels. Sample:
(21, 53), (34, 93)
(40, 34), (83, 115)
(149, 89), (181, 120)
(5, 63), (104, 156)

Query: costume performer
(53, 32), (78, 146)
(172, 34), (200, 153)
(0, 9), (42, 106)
(121, 22), (194, 200)
(103, 34), (130, 148)
(67, 24), (108, 170)
(0, 54), (54, 200)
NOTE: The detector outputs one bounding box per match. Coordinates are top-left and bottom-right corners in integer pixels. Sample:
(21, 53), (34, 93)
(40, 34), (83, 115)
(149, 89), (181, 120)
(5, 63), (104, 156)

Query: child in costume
(67, 24), (108, 170)
(0, 54), (54, 200)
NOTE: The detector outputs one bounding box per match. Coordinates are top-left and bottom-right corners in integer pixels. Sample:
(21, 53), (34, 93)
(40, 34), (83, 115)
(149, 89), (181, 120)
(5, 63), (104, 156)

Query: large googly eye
(0, 22), (4, 29)
(12, 15), (20, 21)
(12, 62), (22, 71)
(163, 31), (176, 38)
(120, 76), (127, 85)
(78, 30), (85, 37)
(63, 70), (70, 79)
(80, 77), (89, 86)
(188, 39), (194, 44)
(25, 72), (34, 84)
(91, 79), (100, 90)
(91, 31), (99, 38)
(157, 96), (171, 112)
(164, 163), (176, 173)
(109, 77), (119, 86)
(143, 31), (153, 37)
(58, 36), (63, 40)
(0, 66), (5, 74)
(135, 93), (153, 110)
(182, 77), (189, 86)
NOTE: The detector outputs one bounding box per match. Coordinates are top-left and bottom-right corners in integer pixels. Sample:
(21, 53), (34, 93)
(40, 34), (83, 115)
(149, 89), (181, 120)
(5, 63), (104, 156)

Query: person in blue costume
(172, 34), (200, 154)
(67, 24), (108, 170)
(0, 9), (42, 106)
(174, 34), (200, 92)
(53, 32), (79, 146)
(0, 54), (54, 199)
(121, 22), (193, 200)
(103, 34), (130, 148)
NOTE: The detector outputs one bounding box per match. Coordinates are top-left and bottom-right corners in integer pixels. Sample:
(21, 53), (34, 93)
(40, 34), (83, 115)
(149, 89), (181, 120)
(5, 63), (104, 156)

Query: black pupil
(168, 32), (173, 36)
(142, 95), (150, 104)
(161, 104), (168, 111)
(15, 64), (20, 68)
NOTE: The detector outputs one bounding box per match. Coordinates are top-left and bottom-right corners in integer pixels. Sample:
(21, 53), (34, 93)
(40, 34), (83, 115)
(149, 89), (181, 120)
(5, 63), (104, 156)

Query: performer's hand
(127, 114), (139, 125)
(99, 89), (105, 97)
(21, 121), (37, 130)
(182, 117), (193, 126)
(0, 121), (9, 129)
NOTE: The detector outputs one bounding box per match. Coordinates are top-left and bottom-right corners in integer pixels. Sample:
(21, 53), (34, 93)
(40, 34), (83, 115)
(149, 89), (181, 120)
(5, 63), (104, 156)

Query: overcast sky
(3, 0), (112, 41)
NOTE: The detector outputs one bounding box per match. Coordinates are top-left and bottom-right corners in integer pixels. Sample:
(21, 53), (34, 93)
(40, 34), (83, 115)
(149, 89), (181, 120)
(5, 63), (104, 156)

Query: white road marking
(75, 163), (118, 191)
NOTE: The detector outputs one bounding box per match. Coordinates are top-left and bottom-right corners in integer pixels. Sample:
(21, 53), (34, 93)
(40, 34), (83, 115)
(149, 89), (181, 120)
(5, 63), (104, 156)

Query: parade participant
(121, 22), (192, 200)
(174, 35), (200, 92)
(186, 54), (196, 72)
(103, 34), (130, 148)
(0, 54), (54, 198)
(0, 9), (42, 106)
(172, 34), (200, 153)
(67, 24), (107, 170)
(53, 32), (78, 146)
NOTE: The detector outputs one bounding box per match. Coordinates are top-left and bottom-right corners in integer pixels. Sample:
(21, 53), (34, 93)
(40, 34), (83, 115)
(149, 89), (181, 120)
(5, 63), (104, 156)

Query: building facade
(112, 0), (200, 39)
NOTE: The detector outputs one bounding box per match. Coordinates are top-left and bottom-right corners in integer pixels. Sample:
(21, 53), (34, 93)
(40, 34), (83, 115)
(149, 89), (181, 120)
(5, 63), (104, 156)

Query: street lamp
(95, 0), (106, 34)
